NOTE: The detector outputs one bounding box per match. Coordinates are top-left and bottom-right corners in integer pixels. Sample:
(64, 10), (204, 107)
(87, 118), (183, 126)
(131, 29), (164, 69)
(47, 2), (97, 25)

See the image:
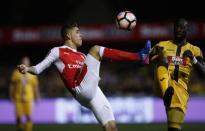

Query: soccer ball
(116, 11), (137, 30)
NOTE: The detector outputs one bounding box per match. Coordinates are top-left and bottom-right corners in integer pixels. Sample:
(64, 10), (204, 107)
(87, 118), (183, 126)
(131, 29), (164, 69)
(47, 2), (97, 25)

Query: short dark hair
(61, 22), (78, 40)
(174, 18), (188, 26)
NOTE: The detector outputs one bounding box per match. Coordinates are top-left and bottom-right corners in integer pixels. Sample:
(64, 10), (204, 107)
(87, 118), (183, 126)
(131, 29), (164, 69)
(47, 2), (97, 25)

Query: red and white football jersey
(34, 45), (87, 90)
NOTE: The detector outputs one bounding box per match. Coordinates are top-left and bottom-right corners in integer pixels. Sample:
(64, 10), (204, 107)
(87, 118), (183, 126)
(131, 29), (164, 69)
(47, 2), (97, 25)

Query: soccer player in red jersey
(17, 22), (150, 131)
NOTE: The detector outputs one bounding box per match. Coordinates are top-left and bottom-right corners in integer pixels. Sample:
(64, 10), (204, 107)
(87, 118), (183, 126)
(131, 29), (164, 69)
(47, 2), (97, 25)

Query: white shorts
(74, 54), (115, 125)
(88, 86), (115, 125)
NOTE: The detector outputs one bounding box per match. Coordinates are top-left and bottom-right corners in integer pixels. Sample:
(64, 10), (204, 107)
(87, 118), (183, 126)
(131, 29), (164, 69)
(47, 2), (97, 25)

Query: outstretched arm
(17, 47), (58, 75)
(194, 57), (205, 75)
(17, 65), (38, 74)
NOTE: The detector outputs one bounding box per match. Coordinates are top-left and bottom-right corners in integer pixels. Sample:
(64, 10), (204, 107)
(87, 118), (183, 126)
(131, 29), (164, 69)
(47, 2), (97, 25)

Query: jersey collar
(63, 45), (77, 52)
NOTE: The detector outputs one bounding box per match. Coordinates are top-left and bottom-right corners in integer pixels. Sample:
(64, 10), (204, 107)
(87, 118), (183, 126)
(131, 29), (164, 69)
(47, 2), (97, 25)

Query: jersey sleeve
(193, 46), (203, 59)
(34, 47), (59, 74)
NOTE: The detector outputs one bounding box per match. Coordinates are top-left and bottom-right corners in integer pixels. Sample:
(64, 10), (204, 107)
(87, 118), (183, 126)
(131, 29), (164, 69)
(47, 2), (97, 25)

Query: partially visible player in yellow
(10, 56), (40, 131)
(150, 18), (205, 131)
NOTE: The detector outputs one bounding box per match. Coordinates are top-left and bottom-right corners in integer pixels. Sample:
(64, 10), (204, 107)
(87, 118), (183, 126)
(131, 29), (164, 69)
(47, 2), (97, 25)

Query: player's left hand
(183, 50), (194, 59)
(183, 50), (198, 64)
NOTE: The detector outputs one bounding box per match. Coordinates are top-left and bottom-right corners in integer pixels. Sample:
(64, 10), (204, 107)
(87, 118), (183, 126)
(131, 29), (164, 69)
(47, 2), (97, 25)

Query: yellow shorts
(154, 78), (189, 114)
(168, 80), (189, 114)
(15, 102), (33, 117)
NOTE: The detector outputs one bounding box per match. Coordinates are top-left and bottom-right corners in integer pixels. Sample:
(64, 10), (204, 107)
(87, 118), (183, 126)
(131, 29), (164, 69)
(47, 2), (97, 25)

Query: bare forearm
(193, 57), (205, 75)
(195, 61), (205, 75)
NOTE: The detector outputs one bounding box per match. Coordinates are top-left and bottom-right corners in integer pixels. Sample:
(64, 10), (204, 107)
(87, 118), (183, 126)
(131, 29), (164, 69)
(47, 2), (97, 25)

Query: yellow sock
(157, 66), (169, 96)
(25, 121), (33, 131)
(167, 108), (184, 129)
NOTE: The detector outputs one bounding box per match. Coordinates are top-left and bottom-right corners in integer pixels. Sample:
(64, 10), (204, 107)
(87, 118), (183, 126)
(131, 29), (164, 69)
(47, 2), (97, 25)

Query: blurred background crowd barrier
(1, 97), (205, 124)
(0, 22), (205, 99)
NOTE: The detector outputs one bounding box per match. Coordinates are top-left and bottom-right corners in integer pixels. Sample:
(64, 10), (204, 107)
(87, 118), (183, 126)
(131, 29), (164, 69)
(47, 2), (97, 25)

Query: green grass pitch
(0, 123), (205, 131)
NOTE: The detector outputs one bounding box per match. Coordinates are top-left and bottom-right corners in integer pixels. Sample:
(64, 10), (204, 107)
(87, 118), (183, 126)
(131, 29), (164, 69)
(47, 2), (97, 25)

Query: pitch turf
(0, 123), (205, 131)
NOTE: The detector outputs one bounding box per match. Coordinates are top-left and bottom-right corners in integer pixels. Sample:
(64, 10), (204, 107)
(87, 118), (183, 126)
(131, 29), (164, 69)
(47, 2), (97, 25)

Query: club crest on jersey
(64, 52), (70, 55)
(167, 56), (187, 65)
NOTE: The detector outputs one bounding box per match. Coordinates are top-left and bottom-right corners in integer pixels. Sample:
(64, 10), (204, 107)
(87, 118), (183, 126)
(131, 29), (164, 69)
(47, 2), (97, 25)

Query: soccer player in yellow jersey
(150, 18), (205, 131)
(10, 56), (40, 131)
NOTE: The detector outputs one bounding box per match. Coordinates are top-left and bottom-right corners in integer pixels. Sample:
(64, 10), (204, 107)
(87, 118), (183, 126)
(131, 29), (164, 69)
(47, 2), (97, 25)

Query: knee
(89, 45), (101, 60)
(104, 121), (118, 131)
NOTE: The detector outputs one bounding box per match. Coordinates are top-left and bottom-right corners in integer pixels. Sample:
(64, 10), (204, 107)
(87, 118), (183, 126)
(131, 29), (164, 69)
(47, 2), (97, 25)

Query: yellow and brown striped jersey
(151, 40), (203, 90)
(11, 69), (39, 102)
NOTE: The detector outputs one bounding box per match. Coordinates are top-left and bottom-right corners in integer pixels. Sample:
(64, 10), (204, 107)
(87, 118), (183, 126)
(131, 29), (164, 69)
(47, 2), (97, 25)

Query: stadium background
(0, 0), (205, 130)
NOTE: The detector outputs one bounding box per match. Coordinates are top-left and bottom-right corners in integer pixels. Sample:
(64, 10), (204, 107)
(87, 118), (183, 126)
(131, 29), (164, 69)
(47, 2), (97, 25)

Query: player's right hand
(153, 46), (164, 59)
(17, 64), (28, 74)
(155, 46), (164, 55)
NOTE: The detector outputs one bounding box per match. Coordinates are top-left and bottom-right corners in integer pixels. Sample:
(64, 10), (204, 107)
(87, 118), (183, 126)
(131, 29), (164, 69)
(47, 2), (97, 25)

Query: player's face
(174, 19), (188, 40)
(21, 57), (30, 66)
(69, 27), (82, 47)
